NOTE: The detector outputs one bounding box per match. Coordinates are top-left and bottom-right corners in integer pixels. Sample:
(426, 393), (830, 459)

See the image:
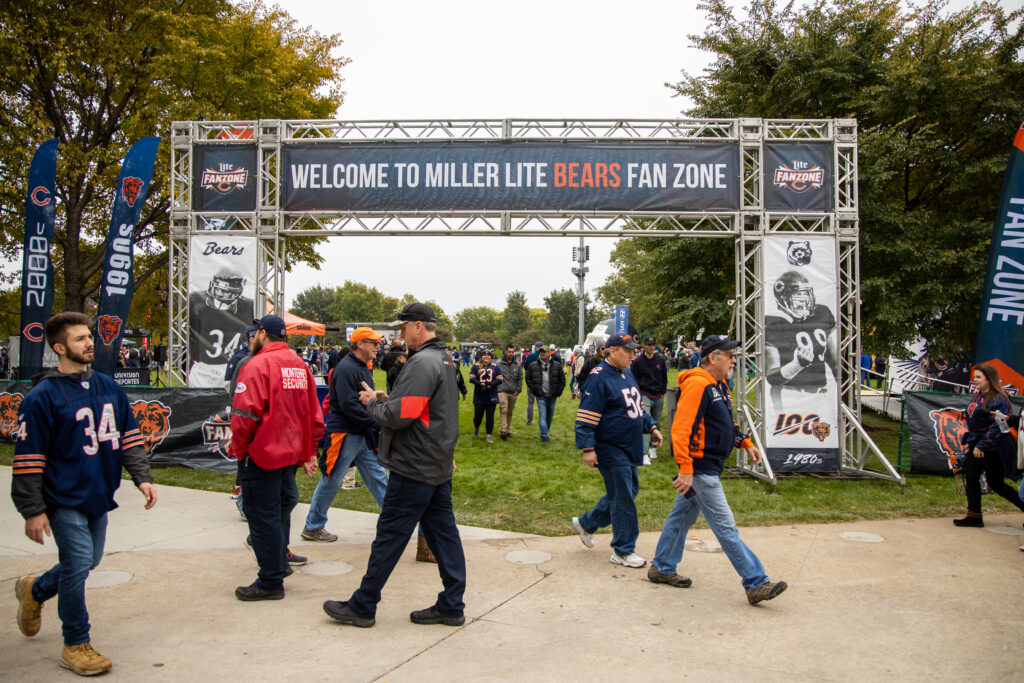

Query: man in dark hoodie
(323, 302), (465, 628)
(12, 312), (157, 676)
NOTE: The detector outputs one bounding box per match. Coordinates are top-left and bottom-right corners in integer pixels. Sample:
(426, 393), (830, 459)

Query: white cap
(549, 344), (556, 350)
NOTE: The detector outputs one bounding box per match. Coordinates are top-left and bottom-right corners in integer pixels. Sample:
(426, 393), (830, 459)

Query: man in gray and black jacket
(323, 302), (466, 628)
(496, 343), (523, 440)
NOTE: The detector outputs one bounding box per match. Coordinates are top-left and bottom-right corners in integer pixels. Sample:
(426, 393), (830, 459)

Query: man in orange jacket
(229, 315), (325, 601)
(649, 335), (787, 606)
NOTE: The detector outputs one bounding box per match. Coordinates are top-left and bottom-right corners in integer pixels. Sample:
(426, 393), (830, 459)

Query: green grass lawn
(3, 366), (1021, 536)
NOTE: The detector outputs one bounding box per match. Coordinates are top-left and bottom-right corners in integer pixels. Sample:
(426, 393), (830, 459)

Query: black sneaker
(953, 516), (984, 527)
(323, 600), (375, 628)
(746, 580), (787, 605)
(235, 582), (284, 601)
(410, 606), (465, 626)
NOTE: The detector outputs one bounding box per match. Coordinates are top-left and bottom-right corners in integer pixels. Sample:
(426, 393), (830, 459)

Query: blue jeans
(1019, 476), (1024, 503)
(577, 465), (640, 556)
(537, 396), (557, 440)
(347, 472), (466, 618)
(641, 395), (664, 452)
(33, 508), (108, 645)
(652, 473), (769, 589)
(305, 433), (388, 530)
(240, 462), (299, 590)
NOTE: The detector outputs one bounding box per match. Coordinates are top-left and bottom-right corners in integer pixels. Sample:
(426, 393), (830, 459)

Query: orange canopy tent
(264, 301), (338, 337)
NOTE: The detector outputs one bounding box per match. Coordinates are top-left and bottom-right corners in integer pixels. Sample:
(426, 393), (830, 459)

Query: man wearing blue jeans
(302, 327), (388, 543)
(571, 333), (662, 568)
(649, 335), (787, 605)
(526, 346), (565, 442)
(12, 312), (157, 676)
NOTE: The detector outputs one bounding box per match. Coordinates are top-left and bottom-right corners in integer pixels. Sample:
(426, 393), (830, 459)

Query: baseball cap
(548, 344), (556, 350)
(244, 325), (258, 339)
(643, 335), (656, 344)
(605, 333), (639, 350)
(389, 302), (436, 326)
(351, 327), (382, 343)
(701, 334), (740, 356)
(254, 315), (287, 336)
(534, 341), (544, 348)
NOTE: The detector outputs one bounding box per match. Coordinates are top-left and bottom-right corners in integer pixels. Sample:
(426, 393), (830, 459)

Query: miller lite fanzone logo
(121, 176), (144, 207)
(201, 163), (249, 194)
(96, 315), (123, 345)
(774, 160), (824, 193)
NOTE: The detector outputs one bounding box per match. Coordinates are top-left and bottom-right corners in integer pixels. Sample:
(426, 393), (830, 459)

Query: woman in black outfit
(954, 363), (1024, 527)
(469, 350), (503, 443)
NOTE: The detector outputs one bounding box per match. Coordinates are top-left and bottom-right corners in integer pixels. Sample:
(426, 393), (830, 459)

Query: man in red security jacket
(229, 314), (324, 601)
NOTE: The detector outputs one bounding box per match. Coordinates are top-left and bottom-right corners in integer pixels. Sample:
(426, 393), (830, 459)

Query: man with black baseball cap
(571, 333), (662, 569)
(631, 335), (668, 465)
(648, 334), (787, 605)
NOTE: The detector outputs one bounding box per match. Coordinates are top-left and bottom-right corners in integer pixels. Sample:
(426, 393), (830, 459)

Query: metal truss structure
(169, 117), (903, 490)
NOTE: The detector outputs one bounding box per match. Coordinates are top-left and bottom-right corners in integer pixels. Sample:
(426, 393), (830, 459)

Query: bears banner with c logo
(762, 234), (841, 472)
(92, 137), (161, 376)
(18, 139), (58, 380)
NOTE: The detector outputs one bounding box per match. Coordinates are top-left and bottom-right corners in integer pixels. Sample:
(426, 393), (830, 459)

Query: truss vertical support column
(168, 122), (194, 386)
(257, 120), (283, 313)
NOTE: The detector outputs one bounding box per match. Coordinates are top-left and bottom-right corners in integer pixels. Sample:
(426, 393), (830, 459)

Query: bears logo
(121, 176), (144, 207)
(130, 400), (171, 454)
(96, 315), (123, 345)
(22, 322), (45, 343)
(786, 240), (812, 266)
(811, 421), (831, 442)
(30, 186), (51, 206)
(201, 407), (233, 459)
(929, 407), (966, 469)
(0, 392), (24, 441)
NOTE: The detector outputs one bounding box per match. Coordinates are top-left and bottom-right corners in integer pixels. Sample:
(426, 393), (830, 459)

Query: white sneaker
(572, 517), (594, 548)
(649, 447), (658, 460)
(642, 455), (652, 466)
(610, 553), (647, 568)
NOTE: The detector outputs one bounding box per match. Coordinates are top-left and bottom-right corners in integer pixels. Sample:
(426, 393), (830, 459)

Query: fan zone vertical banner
(186, 235), (256, 387)
(974, 121), (1024, 395)
(93, 137), (161, 376)
(762, 235), (841, 472)
(18, 139), (58, 379)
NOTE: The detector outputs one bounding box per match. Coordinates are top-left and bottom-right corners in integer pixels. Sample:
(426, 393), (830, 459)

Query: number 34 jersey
(12, 371), (145, 518)
(574, 359), (655, 467)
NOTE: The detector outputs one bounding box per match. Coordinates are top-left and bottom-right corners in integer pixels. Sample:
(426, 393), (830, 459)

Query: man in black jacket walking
(526, 346), (566, 443)
(630, 336), (669, 465)
(323, 302), (465, 628)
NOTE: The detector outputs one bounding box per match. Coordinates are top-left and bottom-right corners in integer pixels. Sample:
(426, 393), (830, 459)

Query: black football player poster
(186, 235), (256, 387)
(762, 235), (841, 472)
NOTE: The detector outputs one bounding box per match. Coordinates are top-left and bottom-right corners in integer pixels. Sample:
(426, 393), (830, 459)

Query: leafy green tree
(453, 306), (503, 341)
(543, 288), (605, 347)
(328, 281), (399, 323)
(502, 290), (531, 340)
(607, 0), (1024, 356)
(292, 284), (337, 323)
(0, 0), (347, 313)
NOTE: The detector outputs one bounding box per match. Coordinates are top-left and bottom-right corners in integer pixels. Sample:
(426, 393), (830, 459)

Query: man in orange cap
(302, 327), (389, 542)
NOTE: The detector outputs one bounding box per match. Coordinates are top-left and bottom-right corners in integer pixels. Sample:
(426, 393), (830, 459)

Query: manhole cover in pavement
(504, 550), (552, 564)
(86, 571), (133, 589)
(839, 532), (885, 543)
(301, 561), (354, 576)
(984, 525), (1024, 536)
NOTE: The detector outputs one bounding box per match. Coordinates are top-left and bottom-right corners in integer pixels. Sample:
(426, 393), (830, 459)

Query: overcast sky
(278, 0), (713, 316)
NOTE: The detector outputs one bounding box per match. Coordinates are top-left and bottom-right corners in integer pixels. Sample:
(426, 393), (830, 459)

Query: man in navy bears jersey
(571, 333), (662, 569)
(764, 270), (837, 411)
(11, 312), (157, 677)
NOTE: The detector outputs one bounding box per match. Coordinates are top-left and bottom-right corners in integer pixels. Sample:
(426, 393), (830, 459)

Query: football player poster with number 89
(186, 235), (257, 387)
(762, 234), (841, 472)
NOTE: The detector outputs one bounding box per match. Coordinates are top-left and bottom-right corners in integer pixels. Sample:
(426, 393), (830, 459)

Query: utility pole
(571, 231), (589, 346)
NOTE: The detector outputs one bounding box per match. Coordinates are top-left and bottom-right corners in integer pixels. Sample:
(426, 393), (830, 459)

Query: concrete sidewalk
(2, 466), (1022, 681)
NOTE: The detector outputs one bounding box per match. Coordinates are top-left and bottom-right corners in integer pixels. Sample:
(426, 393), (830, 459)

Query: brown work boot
(60, 642), (112, 676)
(416, 534), (437, 563)
(647, 565), (692, 588)
(746, 580), (788, 605)
(15, 576), (42, 637)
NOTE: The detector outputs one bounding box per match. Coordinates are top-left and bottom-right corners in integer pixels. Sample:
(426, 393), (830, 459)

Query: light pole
(571, 234), (589, 346)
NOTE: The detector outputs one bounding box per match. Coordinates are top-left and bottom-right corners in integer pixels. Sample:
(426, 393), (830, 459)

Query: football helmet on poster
(207, 267), (245, 310)
(773, 271), (815, 321)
